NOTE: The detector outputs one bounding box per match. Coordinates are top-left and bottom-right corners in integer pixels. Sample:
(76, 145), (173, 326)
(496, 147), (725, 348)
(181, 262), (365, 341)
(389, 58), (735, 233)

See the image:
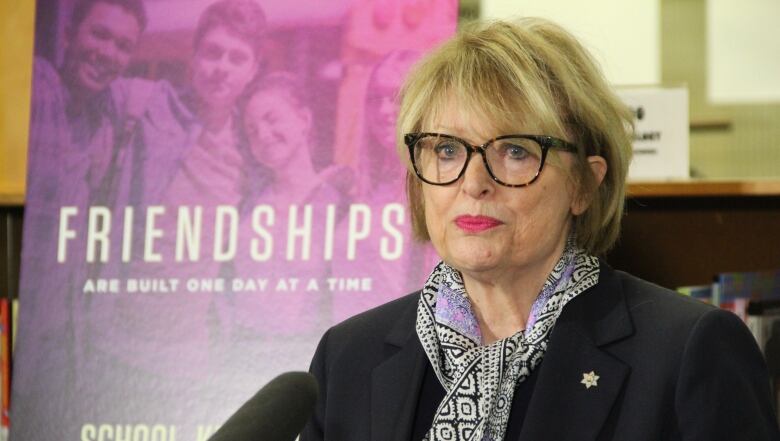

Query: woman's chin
(445, 246), (503, 274)
(252, 153), (292, 171)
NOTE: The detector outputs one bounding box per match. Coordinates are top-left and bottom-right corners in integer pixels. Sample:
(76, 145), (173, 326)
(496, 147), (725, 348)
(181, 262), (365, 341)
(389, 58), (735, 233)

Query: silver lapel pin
(581, 371), (600, 389)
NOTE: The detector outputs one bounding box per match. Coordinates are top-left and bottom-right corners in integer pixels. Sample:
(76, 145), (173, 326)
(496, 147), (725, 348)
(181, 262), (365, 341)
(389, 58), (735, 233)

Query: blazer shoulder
(326, 291), (420, 347)
(576, 266), (722, 353)
(607, 269), (764, 372)
(613, 268), (717, 322)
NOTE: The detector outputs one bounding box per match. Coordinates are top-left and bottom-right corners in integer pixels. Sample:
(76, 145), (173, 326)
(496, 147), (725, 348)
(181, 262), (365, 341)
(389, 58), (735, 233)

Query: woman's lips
(454, 215), (504, 233)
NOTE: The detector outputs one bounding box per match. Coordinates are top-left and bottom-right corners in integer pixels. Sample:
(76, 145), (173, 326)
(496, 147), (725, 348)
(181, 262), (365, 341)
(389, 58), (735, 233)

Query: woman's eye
(90, 26), (111, 41)
(229, 50), (250, 66)
(504, 144), (530, 160)
(434, 142), (460, 159)
(200, 44), (223, 61)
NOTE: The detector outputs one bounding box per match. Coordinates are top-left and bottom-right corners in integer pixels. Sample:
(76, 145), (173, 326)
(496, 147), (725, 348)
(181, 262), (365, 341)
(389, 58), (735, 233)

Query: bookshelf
(0, 191), (24, 207)
(628, 179), (780, 197)
(608, 179), (780, 290)
(0, 205), (22, 304)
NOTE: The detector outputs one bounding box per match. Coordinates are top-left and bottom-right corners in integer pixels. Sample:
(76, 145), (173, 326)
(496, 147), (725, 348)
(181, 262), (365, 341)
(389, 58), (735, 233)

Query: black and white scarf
(416, 241), (600, 441)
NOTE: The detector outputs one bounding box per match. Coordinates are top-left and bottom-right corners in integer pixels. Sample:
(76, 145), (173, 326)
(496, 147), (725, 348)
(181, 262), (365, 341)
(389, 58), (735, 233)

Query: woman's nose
(460, 153), (494, 198)
(254, 123), (271, 141)
(207, 55), (231, 77)
(94, 40), (120, 65)
(219, 57), (233, 74)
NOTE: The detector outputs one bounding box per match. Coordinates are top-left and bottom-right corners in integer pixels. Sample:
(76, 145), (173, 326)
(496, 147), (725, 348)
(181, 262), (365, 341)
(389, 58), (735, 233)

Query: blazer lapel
(519, 264), (634, 441)
(371, 296), (427, 441)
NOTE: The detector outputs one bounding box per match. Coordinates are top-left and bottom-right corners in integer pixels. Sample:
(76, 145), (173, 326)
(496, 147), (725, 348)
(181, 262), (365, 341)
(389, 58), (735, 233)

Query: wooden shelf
(689, 119), (732, 131)
(612, 179), (780, 289)
(0, 191), (24, 206)
(627, 179), (780, 197)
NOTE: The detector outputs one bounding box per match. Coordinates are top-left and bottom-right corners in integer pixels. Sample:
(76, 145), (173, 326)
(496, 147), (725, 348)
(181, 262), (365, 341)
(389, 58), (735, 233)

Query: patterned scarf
(416, 241), (600, 441)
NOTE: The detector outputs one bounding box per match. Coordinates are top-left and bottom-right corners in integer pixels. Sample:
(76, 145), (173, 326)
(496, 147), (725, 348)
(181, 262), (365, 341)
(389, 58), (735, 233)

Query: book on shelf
(713, 269), (780, 322)
(0, 298), (9, 440)
(676, 284), (713, 304)
(10, 299), (17, 354)
(678, 270), (780, 352)
(746, 299), (780, 354)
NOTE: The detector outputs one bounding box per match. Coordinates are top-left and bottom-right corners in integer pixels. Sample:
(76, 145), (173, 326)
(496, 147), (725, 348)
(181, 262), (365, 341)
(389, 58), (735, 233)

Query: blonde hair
(396, 18), (633, 255)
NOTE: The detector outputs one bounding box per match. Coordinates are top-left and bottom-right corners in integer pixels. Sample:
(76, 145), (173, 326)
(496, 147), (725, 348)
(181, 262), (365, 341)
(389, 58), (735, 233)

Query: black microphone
(209, 371), (319, 441)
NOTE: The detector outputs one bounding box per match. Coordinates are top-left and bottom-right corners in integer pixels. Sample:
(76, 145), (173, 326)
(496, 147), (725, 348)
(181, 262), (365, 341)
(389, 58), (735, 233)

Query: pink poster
(12, 0), (456, 439)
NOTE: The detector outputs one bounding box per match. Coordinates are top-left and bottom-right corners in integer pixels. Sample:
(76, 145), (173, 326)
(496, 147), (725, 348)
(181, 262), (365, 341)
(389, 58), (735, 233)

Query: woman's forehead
(198, 25), (254, 54)
(247, 88), (294, 109)
(419, 95), (546, 139)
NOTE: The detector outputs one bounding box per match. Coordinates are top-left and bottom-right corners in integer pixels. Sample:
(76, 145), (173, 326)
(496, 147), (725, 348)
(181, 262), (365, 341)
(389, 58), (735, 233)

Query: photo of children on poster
(12, 0), (456, 439)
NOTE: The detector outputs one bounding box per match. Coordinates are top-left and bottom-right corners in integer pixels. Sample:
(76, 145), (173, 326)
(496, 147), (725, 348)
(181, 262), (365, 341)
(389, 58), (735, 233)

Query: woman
(211, 72), (351, 403)
(301, 18), (779, 441)
(357, 50), (421, 198)
(241, 72), (348, 210)
(223, 72), (350, 338)
(330, 50), (437, 324)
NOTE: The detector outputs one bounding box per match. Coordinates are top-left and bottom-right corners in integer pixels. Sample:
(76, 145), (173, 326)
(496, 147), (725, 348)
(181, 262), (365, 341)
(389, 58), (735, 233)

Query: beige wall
(662, 0), (780, 178)
(0, 0), (35, 201)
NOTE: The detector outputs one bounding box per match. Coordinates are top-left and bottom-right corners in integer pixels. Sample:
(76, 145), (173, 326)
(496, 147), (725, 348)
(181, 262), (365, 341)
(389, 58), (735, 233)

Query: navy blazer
(301, 263), (780, 441)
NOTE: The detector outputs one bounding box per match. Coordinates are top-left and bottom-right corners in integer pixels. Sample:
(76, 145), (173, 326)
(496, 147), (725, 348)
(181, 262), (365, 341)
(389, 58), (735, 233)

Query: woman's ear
(571, 155), (607, 216)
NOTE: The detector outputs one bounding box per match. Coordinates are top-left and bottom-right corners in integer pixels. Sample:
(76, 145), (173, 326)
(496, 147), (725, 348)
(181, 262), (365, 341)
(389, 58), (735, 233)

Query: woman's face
(191, 26), (258, 112)
(243, 89), (311, 170)
(366, 79), (398, 153)
(421, 100), (584, 281)
(366, 56), (411, 154)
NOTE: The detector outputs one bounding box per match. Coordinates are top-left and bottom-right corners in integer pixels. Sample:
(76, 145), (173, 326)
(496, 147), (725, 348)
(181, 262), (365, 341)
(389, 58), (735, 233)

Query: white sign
(617, 87), (689, 181)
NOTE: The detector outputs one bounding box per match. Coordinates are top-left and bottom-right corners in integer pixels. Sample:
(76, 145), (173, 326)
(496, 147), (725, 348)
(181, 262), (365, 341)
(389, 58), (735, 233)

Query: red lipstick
(454, 215), (503, 233)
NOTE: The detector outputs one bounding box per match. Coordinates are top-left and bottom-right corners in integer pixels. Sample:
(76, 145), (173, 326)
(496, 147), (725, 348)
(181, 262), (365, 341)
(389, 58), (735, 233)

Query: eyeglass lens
(412, 135), (543, 185)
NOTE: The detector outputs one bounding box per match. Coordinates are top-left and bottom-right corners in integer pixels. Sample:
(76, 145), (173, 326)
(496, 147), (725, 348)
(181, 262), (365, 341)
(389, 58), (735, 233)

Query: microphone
(209, 371), (319, 441)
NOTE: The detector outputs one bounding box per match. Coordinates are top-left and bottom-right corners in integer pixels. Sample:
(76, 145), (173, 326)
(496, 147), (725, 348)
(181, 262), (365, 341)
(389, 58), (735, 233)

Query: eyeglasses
(404, 132), (578, 187)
